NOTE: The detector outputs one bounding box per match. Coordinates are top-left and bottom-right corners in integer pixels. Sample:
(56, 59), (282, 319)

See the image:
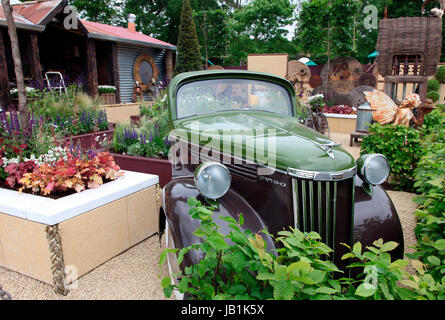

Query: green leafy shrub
(361, 123), (421, 191)
(422, 108), (445, 136)
(426, 91), (440, 103)
(427, 79), (440, 92)
(159, 198), (445, 300)
(435, 66), (445, 83)
(109, 91), (171, 159)
(407, 109), (445, 282)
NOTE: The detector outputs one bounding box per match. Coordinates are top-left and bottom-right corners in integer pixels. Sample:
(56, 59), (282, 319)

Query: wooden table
(350, 131), (369, 146)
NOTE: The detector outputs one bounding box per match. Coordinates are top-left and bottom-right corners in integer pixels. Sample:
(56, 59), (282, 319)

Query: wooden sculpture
(311, 57), (377, 108)
(287, 60), (312, 101)
(132, 81), (144, 102)
(364, 90), (421, 127)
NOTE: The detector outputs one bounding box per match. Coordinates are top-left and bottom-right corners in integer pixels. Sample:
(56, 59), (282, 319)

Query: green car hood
(172, 111), (356, 173)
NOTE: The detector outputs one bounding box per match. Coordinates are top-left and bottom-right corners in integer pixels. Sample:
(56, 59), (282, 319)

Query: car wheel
(165, 222), (184, 300)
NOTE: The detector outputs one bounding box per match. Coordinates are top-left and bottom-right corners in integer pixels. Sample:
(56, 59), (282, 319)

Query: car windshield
(176, 78), (293, 118)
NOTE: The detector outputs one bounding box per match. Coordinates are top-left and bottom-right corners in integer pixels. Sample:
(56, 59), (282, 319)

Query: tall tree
(69, 0), (123, 25)
(295, 0), (359, 65)
(174, 0), (202, 74)
(194, 9), (230, 64)
(123, 0), (219, 45)
(1, 0), (29, 133)
(226, 0), (295, 65)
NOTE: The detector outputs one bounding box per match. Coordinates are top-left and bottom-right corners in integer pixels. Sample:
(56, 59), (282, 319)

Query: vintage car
(161, 70), (404, 287)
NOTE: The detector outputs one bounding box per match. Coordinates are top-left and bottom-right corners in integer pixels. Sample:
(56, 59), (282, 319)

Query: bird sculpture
(363, 90), (422, 127)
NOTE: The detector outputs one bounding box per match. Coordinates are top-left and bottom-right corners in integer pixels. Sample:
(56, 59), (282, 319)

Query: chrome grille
(292, 177), (354, 263)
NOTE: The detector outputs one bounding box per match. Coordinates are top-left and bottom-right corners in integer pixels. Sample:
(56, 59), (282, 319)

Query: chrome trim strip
(288, 166), (357, 182)
(332, 182), (338, 261)
(309, 181), (315, 231)
(292, 179), (300, 230)
(349, 176), (356, 278)
(326, 182), (331, 249)
(301, 180), (307, 232)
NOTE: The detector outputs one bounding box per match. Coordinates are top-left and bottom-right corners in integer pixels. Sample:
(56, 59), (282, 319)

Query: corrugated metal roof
(82, 20), (176, 51)
(0, 0), (63, 25)
(117, 44), (166, 103)
(0, 0), (176, 50)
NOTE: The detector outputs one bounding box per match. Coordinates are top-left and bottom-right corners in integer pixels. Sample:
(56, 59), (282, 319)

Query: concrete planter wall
(324, 113), (357, 134)
(0, 171), (159, 295)
(111, 153), (172, 187)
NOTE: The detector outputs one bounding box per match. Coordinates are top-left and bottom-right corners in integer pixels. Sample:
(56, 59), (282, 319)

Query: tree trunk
(1, 0), (29, 134)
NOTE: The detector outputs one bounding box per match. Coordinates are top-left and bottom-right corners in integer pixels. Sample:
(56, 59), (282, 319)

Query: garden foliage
(360, 123), (421, 191)
(160, 198), (445, 300)
(174, 0), (202, 74)
(407, 109), (445, 284)
(109, 92), (171, 159)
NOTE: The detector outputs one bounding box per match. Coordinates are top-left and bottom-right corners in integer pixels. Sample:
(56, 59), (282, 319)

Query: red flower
(20, 144), (27, 149)
(12, 146), (21, 154)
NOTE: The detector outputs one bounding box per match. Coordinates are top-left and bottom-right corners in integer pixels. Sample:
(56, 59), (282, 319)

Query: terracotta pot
(111, 153), (172, 187)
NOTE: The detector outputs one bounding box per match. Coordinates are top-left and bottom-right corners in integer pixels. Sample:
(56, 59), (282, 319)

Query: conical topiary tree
(174, 0), (202, 75)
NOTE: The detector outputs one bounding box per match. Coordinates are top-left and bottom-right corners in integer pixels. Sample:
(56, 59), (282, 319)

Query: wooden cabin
(376, 16), (442, 102)
(0, 0), (176, 107)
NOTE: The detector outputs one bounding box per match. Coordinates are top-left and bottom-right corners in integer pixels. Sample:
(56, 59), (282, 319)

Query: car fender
(162, 177), (276, 268)
(353, 176), (405, 259)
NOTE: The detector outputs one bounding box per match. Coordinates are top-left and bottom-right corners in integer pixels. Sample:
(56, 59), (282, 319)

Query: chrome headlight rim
(359, 153), (390, 186)
(194, 162), (232, 200)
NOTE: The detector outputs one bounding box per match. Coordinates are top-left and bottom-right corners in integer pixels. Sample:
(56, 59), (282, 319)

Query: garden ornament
(132, 81), (144, 102)
(363, 90), (421, 127)
(287, 60), (312, 101)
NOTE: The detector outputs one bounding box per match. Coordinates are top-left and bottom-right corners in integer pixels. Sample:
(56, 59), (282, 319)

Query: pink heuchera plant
(4, 161), (39, 189)
(19, 151), (123, 196)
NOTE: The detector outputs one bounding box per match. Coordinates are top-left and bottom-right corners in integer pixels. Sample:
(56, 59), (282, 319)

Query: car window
(176, 79), (293, 118)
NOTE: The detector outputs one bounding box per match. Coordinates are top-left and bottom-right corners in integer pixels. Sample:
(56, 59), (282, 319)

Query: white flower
(307, 94), (324, 103)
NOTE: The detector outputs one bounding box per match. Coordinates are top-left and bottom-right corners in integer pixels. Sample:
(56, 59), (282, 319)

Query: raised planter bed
(0, 171), (160, 295)
(111, 153), (172, 187)
(100, 103), (145, 125)
(324, 113), (357, 134)
(60, 129), (115, 151)
(99, 93), (116, 105)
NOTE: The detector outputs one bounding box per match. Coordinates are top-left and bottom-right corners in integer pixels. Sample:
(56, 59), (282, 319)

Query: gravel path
(0, 134), (419, 300)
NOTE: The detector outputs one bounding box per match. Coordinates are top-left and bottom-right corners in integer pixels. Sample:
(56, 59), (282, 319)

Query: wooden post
(110, 42), (120, 103)
(86, 38), (98, 97)
(165, 50), (173, 82)
(0, 30), (11, 107)
(28, 33), (43, 87)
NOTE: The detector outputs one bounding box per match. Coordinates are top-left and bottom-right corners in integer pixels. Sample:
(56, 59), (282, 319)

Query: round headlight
(194, 162), (231, 200)
(357, 154), (390, 186)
